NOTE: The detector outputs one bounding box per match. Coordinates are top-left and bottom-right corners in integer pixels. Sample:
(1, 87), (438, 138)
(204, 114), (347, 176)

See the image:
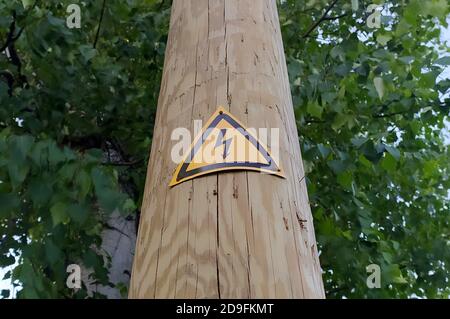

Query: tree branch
(327, 285), (349, 295)
(322, 13), (348, 21)
(304, 119), (326, 124)
(62, 134), (104, 150)
(0, 11), (29, 94)
(0, 12), (19, 52)
(1, 2), (37, 52)
(157, 0), (166, 11)
(102, 158), (144, 167)
(0, 70), (14, 96)
(93, 0), (107, 49)
(372, 111), (408, 118)
(302, 0), (342, 39)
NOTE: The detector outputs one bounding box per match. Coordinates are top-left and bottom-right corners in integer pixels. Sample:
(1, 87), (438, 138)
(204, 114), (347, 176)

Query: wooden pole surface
(129, 0), (325, 298)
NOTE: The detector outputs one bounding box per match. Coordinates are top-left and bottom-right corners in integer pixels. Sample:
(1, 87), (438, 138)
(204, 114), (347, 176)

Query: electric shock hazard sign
(169, 106), (284, 187)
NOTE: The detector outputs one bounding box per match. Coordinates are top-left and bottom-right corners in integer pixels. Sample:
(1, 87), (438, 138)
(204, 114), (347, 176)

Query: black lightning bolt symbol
(214, 129), (232, 159)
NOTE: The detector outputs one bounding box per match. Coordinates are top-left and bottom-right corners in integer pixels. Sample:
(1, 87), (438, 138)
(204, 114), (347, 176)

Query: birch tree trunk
(129, 0), (325, 298)
(83, 211), (136, 299)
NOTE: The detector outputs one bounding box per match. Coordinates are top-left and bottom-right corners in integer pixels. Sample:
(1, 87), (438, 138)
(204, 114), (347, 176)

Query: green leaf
(47, 14), (65, 27)
(317, 144), (331, 159)
(83, 249), (101, 268)
(342, 230), (353, 240)
(358, 154), (372, 168)
(419, 71), (437, 88)
(0, 254), (15, 267)
(28, 178), (52, 207)
(398, 56), (414, 64)
(327, 160), (347, 174)
(1, 289), (10, 299)
(91, 168), (127, 214)
(351, 137), (368, 148)
(48, 142), (66, 166)
(45, 239), (62, 265)
(67, 203), (89, 225)
(385, 146), (400, 161)
(10, 135), (34, 164)
(0, 193), (20, 218)
(306, 100), (323, 119)
(382, 251), (393, 264)
(376, 34), (392, 46)
(384, 264), (408, 284)
(58, 163), (77, 181)
(332, 113), (349, 131)
(373, 77), (385, 100)
(50, 202), (69, 227)
(123, 198), (137, 213)
(424, 0), (448, 18)
(30, 140), (49, 167)
(76, 169), (92, 200)
(116, 282), (128, 299)
(79, 45), (97, 62)
(434, 56), (450, 66)
(8, 163), (30, 189)
(381, 153), (397, 172)
(21, 0), (33, 9)
(423, 160), (438, 178)
(337, 171), (353, 189)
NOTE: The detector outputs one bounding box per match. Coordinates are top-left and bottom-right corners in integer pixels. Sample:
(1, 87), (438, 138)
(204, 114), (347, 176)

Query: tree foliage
(0, 0), (170, 298)
(281, 0), (450, 298)
(0, 0), (449, 298)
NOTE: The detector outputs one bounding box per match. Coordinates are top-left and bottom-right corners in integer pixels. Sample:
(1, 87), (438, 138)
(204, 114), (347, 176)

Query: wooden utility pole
(129, 0), (325, 298)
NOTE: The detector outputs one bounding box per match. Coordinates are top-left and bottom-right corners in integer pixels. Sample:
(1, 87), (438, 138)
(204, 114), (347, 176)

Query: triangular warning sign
(169, 106), (285, 186)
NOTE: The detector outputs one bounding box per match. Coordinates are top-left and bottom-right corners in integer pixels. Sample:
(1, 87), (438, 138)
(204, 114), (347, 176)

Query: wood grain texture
(129, 0), (325, 299)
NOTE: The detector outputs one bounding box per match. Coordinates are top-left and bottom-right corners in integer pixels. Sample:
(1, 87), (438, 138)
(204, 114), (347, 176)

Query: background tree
(0, 0), (449, 298)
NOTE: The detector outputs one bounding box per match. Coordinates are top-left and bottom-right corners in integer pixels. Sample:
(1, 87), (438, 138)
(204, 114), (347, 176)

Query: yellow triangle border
(169, 106), (285, 187)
